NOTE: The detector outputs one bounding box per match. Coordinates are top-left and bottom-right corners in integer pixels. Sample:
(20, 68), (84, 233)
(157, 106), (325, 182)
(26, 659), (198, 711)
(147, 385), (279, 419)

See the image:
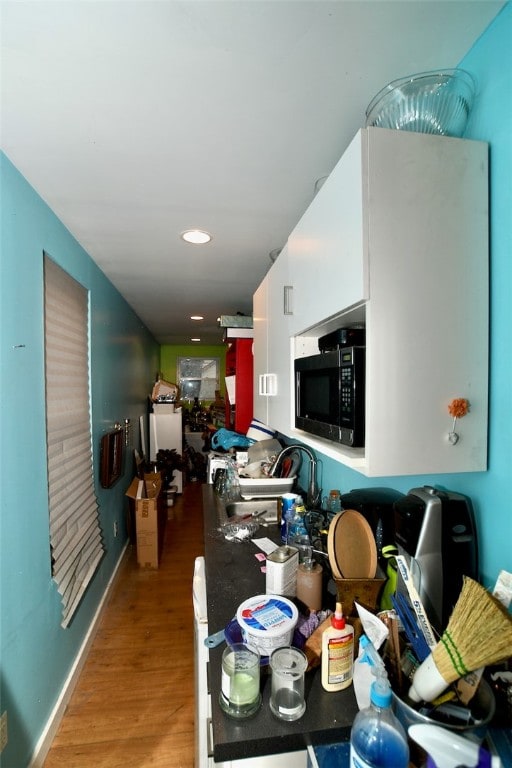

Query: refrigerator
(149, 409), (183, 493)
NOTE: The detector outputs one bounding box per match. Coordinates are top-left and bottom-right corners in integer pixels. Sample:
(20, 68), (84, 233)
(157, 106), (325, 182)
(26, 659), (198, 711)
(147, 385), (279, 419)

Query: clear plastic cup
(269, 646), (308, 721)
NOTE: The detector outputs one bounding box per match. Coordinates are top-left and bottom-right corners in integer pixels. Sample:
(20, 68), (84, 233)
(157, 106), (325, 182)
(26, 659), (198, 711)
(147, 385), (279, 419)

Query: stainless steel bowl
(393, 677), (495, 764)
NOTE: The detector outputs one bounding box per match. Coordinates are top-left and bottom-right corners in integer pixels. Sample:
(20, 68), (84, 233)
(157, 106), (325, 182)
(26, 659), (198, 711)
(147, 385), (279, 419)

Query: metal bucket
(393, 678), (495, 764)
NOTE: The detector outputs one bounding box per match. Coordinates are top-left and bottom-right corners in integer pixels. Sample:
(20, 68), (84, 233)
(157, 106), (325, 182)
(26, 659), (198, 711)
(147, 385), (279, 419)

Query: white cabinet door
(252, 246), (294, 435)
(193, 557), (210, 768)
(287, 130), (368, 336)
(214, 749), (308, 767)
(252, 272), (269, 423)
(266, 246), (294, 435)
(363, 128), (488, 475)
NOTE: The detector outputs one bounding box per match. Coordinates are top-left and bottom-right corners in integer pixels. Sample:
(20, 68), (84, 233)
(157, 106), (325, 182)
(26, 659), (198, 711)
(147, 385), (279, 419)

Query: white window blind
(44, 255), (104, 628)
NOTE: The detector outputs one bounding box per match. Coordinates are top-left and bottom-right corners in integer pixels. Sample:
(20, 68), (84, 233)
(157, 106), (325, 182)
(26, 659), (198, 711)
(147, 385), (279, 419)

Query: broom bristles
(432, 576), (512, 683)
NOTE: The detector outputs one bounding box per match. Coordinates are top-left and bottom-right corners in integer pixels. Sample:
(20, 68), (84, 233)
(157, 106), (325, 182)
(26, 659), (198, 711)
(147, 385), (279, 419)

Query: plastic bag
(211, 428), (253, 451)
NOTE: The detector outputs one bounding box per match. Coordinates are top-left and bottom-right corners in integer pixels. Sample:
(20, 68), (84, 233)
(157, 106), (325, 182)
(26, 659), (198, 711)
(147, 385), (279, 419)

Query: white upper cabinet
(253, 245), (294, 435)
(252, 270), (269, 424)
(255, 127), (489, 477)
(360, 128), (488, 475)
(287, 131), (368, 336)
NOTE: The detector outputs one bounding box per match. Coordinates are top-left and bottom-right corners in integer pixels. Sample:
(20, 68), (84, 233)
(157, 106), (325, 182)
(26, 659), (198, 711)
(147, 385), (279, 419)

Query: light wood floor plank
(43, 480), (204, 768)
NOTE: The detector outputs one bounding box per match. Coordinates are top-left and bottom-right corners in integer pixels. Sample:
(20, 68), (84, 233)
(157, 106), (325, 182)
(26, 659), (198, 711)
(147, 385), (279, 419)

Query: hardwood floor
(43, 481), (205, 768)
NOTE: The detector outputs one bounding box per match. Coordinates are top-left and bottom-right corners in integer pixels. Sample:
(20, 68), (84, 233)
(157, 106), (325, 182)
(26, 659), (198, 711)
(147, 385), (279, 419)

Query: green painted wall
(160, 343), (227, 401)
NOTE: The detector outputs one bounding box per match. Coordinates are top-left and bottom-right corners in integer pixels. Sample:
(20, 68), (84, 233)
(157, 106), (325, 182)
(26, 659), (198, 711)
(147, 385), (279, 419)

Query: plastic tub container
(237, 595), (298, 656)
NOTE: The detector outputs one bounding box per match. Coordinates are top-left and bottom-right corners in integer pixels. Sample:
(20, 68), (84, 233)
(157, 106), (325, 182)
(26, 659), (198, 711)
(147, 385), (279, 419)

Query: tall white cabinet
(253, 245), (294, 436)
(254, 127), (489, 477)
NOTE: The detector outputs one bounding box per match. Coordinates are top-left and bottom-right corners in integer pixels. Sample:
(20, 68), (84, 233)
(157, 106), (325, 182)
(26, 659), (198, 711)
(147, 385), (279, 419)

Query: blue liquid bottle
(349, 676), (409, 768)
(285, 496), (307, 544)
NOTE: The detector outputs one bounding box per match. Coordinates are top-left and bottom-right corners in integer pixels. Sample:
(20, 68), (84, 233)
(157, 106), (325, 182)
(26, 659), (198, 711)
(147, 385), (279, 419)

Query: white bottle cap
(408, 654), (448, 703)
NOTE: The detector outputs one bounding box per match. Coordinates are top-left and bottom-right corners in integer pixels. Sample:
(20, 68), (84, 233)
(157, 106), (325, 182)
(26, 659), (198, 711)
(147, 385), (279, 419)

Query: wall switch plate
(0, 710), (7, 752)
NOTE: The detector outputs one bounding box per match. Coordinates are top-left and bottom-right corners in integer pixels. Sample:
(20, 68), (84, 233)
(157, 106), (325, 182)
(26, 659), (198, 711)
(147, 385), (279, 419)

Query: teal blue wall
(0, 154), (160, 767)
(303, 4), (512, 592)
(1, 6), (511, 765)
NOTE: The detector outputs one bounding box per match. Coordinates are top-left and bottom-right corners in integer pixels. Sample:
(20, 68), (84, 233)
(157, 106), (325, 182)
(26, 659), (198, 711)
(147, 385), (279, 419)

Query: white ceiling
(1, 0), (503, 345)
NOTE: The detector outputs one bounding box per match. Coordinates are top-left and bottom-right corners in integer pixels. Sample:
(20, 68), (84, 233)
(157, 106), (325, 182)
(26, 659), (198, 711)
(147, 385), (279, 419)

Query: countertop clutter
(200, 482), (512, 768)
(202, 485), (359, 763)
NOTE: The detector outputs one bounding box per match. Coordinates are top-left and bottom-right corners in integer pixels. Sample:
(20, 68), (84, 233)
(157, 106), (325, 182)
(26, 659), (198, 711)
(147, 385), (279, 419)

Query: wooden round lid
(327, 509), (377, 579)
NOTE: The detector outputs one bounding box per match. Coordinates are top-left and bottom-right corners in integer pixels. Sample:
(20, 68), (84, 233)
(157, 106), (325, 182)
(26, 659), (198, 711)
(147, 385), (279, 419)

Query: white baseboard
(29, 543), (130, 768)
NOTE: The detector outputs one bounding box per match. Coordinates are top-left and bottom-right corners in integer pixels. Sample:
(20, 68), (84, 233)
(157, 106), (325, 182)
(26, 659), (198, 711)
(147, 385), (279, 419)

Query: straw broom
(408, 576), (512, 703)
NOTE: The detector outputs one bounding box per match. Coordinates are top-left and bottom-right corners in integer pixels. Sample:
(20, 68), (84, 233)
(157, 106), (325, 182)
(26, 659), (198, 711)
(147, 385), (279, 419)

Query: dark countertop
(202, 485), (359, 763)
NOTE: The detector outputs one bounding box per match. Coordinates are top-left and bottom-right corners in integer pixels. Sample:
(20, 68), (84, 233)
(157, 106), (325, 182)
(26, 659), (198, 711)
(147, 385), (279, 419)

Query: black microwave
(294, 346), (365, 447)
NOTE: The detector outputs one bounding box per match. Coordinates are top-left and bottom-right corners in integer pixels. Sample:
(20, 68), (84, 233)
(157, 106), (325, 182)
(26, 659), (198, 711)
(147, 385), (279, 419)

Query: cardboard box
(219, 315), (253, 329)
(151, 379), (178, 402)
(334, 566), (386, 617)
(125, 474), (166, 568)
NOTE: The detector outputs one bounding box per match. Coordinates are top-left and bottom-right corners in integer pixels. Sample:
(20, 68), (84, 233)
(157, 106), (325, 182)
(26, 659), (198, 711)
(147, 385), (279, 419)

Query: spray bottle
(349, 656), (409, 768)
(409, 724), (502, 768)
(321, 602), (354, 691)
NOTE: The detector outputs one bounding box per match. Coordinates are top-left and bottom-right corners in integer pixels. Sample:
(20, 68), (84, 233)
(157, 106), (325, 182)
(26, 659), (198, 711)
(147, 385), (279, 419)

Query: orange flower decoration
(448, 398), (470, 419)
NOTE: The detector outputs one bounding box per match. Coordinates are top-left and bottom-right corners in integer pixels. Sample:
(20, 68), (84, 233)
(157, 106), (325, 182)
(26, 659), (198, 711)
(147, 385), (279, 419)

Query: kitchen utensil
(205, 628), (226, 648)
(227, 508), (268, 524)
(395, 555), (437, 651)
(365, 68), (475, 138)
(327, 509), (377, 579)
(280, 457), (293, 477)
(409, 577), (512, 703)
(391, 592), (431, 663)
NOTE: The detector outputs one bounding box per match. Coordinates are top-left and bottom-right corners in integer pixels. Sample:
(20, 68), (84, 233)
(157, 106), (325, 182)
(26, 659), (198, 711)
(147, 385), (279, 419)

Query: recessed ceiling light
(190, 315), (204, 321)
(181, 229), (212, 245)
(191, 338), (201, 342)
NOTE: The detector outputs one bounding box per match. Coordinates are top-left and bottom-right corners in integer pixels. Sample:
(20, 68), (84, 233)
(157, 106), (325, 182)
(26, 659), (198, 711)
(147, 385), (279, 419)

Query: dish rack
(239, 476), (296, 499)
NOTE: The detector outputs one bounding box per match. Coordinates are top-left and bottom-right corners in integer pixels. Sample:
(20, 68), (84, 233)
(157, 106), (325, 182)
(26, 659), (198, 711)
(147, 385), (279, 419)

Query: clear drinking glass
(269, 646), (308, 721)
(219, 643), (261, 719)
(213, 468), (227, 497)
(225, 457), (241, 502)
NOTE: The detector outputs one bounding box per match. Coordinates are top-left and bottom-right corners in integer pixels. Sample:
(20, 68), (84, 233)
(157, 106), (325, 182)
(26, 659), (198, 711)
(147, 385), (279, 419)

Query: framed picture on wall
(99, 428), (123, 488)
